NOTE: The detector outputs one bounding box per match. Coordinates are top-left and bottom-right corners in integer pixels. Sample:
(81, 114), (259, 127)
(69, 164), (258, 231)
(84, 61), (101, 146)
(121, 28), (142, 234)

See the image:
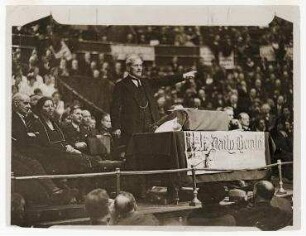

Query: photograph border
(1, 2), (304, 235)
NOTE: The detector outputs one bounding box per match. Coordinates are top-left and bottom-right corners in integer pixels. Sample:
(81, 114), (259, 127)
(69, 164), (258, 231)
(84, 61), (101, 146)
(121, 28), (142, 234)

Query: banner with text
(200, 46), (215, 66)
(111, 44), (155, 61)
(219, 51), (235, 69)
(184, 131), (266, 175)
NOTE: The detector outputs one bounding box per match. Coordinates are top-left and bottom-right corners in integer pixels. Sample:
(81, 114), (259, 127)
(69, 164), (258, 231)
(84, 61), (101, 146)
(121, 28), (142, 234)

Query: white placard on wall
(184, 131), (266, 175)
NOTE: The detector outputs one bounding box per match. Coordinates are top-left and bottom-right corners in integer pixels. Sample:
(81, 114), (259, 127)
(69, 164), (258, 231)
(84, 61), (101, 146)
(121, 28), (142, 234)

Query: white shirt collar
(71, 122), (80, 131)
(128, 74), (142, 87)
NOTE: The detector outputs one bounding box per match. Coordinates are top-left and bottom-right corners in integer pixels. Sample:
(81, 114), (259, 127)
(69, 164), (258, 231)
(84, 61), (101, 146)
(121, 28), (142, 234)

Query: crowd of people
(11, 17), (294, 229)
(12, 17), (294, 171)
(13, 17), (292, 49)
(12, 180), (293, 230)
(82, 180), (292, 229)
(12, 92), (119, 205)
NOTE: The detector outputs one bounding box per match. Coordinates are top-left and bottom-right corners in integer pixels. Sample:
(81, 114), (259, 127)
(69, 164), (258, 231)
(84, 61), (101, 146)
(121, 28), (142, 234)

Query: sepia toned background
(2, 2), (303, 235)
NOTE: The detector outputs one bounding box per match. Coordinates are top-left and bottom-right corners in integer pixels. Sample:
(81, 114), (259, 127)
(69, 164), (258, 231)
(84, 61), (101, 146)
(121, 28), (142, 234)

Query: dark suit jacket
(12, 111), (36, 148)
(110, 74), (184, 137)
(32, 116), (68, 150)
(234, 202), (292, 230)
(62, 122), (87, 148)
(80, 124), (99, 138)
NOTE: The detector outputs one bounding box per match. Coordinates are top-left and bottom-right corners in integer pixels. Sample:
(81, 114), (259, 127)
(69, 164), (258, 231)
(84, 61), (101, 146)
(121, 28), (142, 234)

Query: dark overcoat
(110, 74), (184, 141)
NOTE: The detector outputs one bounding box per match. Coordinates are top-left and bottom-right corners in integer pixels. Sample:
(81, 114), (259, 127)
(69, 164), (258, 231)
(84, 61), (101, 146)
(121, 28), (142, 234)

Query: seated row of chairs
(11, 93), (123, 205)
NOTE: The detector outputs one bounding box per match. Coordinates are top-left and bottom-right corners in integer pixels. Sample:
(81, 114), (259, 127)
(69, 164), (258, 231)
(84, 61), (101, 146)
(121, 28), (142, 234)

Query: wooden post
(189, 165), (201, 206)
(277, 159), (287, 195)
(174, 187), (179, 205)
(115, 168), (121, 195)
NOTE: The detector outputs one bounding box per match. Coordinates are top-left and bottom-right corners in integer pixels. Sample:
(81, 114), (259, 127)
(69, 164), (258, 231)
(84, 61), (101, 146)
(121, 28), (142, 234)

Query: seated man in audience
(80, 110), (98, 137)
(85, 189), (112, 225)
(12, 93), (38, 148)
(79, 112), (114, 160)
(12, 93), (76, 204)
(187, 184), (236, 226)
(252, 117), (267, 131)
(238, 112), (251, 131)
(112, 191), (159, 226)
(234, 180), (292, 230)
(223, 106), (241, 130)
(62, 107), (89, 152)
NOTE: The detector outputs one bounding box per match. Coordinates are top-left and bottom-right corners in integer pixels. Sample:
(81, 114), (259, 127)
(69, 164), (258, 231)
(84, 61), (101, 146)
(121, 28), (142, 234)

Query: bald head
(238, 112), (250, 128)
(114, 191), (136, 217)
(254, 180), (275, 202)
(12, 93), (31, 115)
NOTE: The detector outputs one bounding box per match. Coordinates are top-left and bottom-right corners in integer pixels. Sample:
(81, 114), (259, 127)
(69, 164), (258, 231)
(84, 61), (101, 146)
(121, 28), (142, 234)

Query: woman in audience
(31, 96), (102, 174)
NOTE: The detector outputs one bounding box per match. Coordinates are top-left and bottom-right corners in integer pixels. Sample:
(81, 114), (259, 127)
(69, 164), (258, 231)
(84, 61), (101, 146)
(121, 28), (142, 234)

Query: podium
(124, 110), (271, 200)
(126, 131), (271, 186)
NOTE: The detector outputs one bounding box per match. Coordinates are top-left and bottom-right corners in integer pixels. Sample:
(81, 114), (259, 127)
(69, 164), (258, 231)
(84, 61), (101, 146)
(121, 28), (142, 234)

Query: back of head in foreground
(114, 191), (136, 218)
(187, 184), (236, 226)
(113, 191), (159, 226)
(85, 189), (110, 225)
(198, 183), (227, 207)
(235, 180), (292, 230)
(253, 180), (275, 204)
